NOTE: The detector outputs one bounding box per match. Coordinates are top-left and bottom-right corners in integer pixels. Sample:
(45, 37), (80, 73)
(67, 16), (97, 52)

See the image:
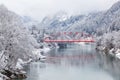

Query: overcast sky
(0, 0), (119, 20)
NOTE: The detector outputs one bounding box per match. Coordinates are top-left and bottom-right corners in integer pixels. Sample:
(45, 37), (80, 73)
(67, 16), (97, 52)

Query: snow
(32, 49), (46, 60)
(15, 47), (50, 69)
(115, 49), (120, 59)
(106, 48), (120, 59)
(40, 47), (50, 53)
(115, 49), (120, 54)
(109, 48), (115, 56)
(15, 58), (32, 69)
(15, 61), (23, 70)
(14, 46), (51, 72)
(116, 53), (120, 59)
(16, 59), (32, 69)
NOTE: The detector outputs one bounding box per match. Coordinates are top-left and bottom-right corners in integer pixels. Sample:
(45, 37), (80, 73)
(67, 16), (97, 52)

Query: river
(24, 43), (120, 80)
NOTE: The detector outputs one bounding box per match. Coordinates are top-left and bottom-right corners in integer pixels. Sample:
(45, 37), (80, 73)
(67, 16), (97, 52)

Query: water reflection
(25, 44), (116, 80)
(46, 44), (97, 66)
(97, 51), (120, 80)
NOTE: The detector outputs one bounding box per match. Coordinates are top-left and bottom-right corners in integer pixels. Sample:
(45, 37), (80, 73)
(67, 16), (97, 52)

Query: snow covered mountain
(38, 1), (120, 35)
(39, 12), (85, 31)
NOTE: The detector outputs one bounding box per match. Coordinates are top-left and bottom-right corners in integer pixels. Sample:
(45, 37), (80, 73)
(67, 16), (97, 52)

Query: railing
(43, 31), (95, 43)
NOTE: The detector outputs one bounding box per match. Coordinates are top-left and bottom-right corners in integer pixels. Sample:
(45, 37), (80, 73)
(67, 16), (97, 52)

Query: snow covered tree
(0, 5), (38, 70)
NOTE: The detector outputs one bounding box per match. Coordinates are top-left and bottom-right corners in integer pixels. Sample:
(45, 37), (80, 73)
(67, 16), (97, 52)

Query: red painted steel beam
(44, 40), (95, 43)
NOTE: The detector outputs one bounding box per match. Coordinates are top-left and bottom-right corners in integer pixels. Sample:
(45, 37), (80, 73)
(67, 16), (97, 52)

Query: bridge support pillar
(58, 43), (67, 48)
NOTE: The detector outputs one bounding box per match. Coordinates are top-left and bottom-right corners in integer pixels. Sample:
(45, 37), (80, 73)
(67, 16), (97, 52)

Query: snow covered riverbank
(96, 30), (120, 60)
(0, 46), (51, 80)
(15, 47), (51, 70)
(96, 45), (120, 60)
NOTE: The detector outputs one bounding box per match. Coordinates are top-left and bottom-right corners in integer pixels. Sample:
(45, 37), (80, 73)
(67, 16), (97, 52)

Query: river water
(25, 43), (120, 80)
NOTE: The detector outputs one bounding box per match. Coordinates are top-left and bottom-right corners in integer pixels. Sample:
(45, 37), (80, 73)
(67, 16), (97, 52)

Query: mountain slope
(38, 1), (120, 36)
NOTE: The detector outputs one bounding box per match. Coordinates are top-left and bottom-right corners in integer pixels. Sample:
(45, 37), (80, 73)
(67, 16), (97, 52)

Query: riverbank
(96, 45), (120, 60)
(96, 30), (120, 60)
(0, 46), (51, 80)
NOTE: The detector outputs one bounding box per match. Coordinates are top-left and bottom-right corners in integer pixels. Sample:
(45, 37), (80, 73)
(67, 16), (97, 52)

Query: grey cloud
(0, 0), (119, 20)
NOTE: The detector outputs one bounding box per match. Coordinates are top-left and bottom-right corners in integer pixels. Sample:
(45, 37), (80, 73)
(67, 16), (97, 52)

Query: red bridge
(43, 32), (95, 43)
